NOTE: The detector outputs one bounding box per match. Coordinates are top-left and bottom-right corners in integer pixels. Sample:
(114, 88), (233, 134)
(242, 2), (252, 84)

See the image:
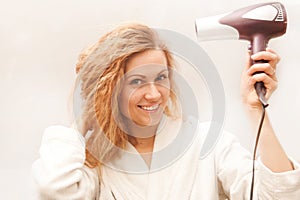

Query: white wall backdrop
(1, 0), (299, 199)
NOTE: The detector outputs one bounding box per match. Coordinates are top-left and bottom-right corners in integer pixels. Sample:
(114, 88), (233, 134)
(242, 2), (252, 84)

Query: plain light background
(1, 0), (299, 199)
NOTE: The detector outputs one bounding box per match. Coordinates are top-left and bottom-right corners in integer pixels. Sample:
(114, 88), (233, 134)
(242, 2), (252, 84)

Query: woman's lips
(138, 104), (160, 112)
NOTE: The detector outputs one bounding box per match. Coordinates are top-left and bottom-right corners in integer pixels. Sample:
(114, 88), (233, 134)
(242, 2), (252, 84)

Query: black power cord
(249, 102), (268, 200)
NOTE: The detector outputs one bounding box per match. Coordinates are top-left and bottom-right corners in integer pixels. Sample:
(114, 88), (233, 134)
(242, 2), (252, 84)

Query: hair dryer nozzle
(195, 13), (239, 41)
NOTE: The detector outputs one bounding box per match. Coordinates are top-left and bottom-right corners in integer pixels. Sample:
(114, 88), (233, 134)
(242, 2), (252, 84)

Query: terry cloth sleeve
(215, 130), (300, 200)
(32, 125), (99, 200)
(257, 157), (300, 199)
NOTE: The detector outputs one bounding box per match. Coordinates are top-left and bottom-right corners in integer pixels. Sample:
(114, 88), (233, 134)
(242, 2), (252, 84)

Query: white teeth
(140, 105), (159, 111)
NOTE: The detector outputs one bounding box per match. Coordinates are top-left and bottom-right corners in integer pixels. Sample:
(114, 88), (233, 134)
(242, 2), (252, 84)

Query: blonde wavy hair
(75, 23), (179, 177)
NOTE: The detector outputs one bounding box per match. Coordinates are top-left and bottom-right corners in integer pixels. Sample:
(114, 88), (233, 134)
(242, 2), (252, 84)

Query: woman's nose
(144, 83), (161, 101)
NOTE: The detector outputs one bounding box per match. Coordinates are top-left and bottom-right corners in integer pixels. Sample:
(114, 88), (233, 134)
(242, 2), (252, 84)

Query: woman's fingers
(251, 48), (280, 69)
(247, 63), (277, 78)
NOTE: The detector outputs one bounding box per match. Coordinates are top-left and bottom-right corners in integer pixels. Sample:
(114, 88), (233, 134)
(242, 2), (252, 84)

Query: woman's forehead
(125, 49), (167, 73)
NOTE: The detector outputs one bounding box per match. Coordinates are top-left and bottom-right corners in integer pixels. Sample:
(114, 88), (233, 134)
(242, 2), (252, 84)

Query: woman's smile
(138, 104), (160, 112)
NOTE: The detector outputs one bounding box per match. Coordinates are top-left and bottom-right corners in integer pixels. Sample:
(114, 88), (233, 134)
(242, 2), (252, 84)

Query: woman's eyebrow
(125, 68), (169, 79)
(158, 69), (169, 74)
(125, 74), (147, 79)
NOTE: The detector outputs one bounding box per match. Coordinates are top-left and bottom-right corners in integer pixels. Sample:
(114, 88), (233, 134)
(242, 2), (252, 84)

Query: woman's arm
(32, 125), (99, 199)
(240, 48), (294, 172)
(216, 49), (300, 199)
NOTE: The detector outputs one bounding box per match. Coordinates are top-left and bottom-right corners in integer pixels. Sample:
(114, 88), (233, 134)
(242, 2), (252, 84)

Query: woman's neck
(123, 118), (159, 146)
(128, 135), (156, 152)
(127, 124), (157, 149)
(124, 120), (159, 167)
(128, 135), (155, 168)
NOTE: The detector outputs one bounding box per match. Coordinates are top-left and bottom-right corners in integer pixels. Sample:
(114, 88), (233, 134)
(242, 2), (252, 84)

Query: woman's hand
(240, 48), (280, 110)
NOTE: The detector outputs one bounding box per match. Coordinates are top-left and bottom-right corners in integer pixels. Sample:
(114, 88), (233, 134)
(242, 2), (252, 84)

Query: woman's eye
(156, 74), (168, 81)
(129, 79), (143, 85)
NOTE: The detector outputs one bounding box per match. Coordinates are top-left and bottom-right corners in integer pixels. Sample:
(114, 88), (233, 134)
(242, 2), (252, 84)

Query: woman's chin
(134, 119), (160, 127)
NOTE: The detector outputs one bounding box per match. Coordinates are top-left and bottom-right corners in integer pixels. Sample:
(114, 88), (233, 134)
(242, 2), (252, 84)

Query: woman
(32, 23), (300, 199)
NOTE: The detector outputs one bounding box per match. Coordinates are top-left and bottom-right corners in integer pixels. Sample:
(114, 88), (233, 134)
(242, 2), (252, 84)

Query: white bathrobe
(32, 117), (300, 199)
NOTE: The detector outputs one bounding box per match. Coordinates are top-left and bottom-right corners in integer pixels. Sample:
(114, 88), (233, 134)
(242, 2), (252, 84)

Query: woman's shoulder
(40, 124), (86, 148)
(180, 116), (241, 159)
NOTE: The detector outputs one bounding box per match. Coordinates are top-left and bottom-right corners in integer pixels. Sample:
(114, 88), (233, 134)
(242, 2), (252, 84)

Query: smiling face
(119, 50), (171, 127)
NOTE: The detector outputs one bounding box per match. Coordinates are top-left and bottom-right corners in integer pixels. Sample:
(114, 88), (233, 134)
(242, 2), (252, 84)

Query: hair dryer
(195, 2), (287, 107)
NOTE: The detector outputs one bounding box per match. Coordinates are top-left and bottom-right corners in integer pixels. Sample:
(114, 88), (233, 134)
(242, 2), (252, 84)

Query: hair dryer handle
(254, 82), (268, 107)
(250, 34), (268, 55)
(250, 34), (269, 107)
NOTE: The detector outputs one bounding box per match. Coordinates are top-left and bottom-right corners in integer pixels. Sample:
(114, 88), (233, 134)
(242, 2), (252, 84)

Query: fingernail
(247, 69), (251, 75)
